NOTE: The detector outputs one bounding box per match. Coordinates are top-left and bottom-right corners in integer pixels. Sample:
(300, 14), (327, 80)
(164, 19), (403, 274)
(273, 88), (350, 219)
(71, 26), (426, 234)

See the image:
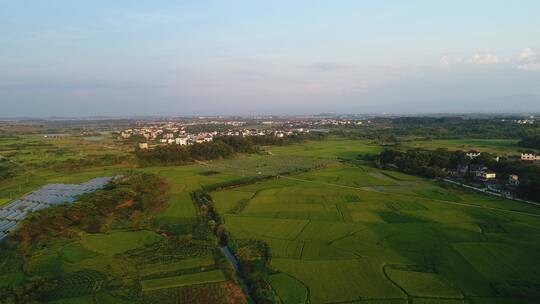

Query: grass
(80, 230), (164, 255)
(214, 160), (540, 303)
(386, 266), (463, 298)
(48, 292), (130, 304)
(3, 135), (540, 302)
(268, 272), (308, 304)
(138, 256), (215, 277)
(141, 270), (226, 292)
(271, 258), (404, 303)
(61, 242), (98, 263)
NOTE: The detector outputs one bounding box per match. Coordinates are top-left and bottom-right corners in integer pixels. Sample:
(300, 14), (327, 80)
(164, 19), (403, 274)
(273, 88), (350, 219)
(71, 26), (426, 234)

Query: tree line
(519, 135), (540, 150)
(373, 148), (540, 201)
(135, 134), (327, 165)
(333, 117), (540, 141)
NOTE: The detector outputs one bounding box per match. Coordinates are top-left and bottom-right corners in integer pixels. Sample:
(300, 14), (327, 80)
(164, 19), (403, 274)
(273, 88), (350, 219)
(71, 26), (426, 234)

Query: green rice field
(211, 140), (540, 303)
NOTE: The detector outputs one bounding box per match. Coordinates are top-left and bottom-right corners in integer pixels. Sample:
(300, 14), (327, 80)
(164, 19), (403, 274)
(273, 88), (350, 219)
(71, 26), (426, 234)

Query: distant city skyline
(1, 1), (540, 117)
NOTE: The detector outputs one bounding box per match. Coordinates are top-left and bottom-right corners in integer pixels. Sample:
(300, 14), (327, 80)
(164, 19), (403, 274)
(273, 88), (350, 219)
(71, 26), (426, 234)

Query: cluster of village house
(452, 150), (540, 187)
(120, 123), (309, 150)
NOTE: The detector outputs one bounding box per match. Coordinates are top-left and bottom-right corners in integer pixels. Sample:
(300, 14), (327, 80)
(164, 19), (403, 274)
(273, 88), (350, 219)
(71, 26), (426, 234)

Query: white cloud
(518, 62), (540, 71)
(439, 56), (450, 68)
(519, 48), (536, 61)
(468, 53), (500, 65)
(517, 48), (540, 71)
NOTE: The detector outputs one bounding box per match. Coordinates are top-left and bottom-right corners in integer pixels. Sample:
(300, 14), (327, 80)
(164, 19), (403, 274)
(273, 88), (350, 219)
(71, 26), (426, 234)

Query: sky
(1, 0), (540, 117)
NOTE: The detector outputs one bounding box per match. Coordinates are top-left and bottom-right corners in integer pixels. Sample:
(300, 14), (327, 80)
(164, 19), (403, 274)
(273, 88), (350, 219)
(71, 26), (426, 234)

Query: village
(442, 149), (540, 201)
(117, 119), (339, 150)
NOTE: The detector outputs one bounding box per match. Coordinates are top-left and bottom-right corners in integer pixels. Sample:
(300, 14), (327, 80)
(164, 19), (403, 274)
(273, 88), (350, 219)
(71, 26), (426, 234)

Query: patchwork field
(0, 163), (249, 303)
(214, 162), (540, 303)
(2, 137), (539, 303)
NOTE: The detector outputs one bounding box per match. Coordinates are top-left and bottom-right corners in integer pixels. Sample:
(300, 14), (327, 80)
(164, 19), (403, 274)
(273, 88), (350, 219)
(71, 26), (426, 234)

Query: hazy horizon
(2, 1), (540, 116)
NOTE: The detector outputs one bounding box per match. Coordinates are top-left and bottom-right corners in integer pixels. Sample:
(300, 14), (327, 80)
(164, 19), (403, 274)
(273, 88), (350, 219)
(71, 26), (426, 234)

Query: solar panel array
(0, 176), (120, 241)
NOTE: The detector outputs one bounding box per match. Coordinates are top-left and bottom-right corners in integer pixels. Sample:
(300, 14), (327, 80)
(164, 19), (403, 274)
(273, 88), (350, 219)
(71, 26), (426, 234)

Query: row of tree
(374, 148), (470, 178)
(135, 141), (236, 165)
(333, 117), (540, 141)
(374, 148), (540, 201)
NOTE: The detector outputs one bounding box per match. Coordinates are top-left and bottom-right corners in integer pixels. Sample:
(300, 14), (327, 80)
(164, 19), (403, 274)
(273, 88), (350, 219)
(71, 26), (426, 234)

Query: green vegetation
(135, 141), (235, 165)
(2, 119), (540, 303)
(335, 116), (540, 140)
(375, 147), (540, 201)
(80, 231), (164, 256)
(268, 273), (308, 304)
(213, 156), (540, 303)
(13, 172), (169, 246)
(519, 135), (540, 150)
(0, 169), (247, 303)
(141, 270), (226, 291)
(402, 138), (522, 156)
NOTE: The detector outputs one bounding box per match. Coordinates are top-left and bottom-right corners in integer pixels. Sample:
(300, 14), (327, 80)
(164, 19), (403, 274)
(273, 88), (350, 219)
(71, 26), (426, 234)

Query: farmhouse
(466, 150), (481, 159)
(477, 170), (496, 182)
(138, 143), (149, 150)
(508, 174), (519, 186)
(521, 152), (540, 161)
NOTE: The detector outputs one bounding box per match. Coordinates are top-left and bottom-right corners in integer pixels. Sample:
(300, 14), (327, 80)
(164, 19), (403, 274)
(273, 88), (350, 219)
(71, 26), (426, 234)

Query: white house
(521, 152), (540, 161)
(175, 137), (188, 146)
(138, 143), (149, 150)
(466, 150), (481, 159)
(477, 171), (496, 181)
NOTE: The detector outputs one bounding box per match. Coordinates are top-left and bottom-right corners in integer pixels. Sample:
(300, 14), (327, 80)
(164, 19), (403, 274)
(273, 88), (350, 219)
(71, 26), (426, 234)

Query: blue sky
(1, 0), (540, 116)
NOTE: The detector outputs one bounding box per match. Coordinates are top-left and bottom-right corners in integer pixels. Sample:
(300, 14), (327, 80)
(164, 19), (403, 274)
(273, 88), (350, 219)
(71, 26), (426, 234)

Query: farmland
(211, 141), (540, 304)
(1, 129), (540, 303)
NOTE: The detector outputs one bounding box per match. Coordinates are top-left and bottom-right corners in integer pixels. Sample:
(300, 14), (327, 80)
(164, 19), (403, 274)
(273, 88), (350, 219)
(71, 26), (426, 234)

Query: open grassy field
(267, 138), (381, 159)
(214, 159), (540, 303)
(80, 231), (164, 255)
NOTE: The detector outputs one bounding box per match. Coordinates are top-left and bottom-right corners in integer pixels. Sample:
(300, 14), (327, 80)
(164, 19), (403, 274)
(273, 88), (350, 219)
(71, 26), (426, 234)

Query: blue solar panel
(0, 176), (119, 240)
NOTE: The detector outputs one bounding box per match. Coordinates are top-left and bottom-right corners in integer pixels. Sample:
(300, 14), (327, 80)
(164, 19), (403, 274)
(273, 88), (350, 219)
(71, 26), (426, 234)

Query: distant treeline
(135, 141), (235, 165)
(373, 148), (540, 201)
(333, 117), (540, 141)
(135, 133), (327, 165)
(519, 135), (540, 150)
